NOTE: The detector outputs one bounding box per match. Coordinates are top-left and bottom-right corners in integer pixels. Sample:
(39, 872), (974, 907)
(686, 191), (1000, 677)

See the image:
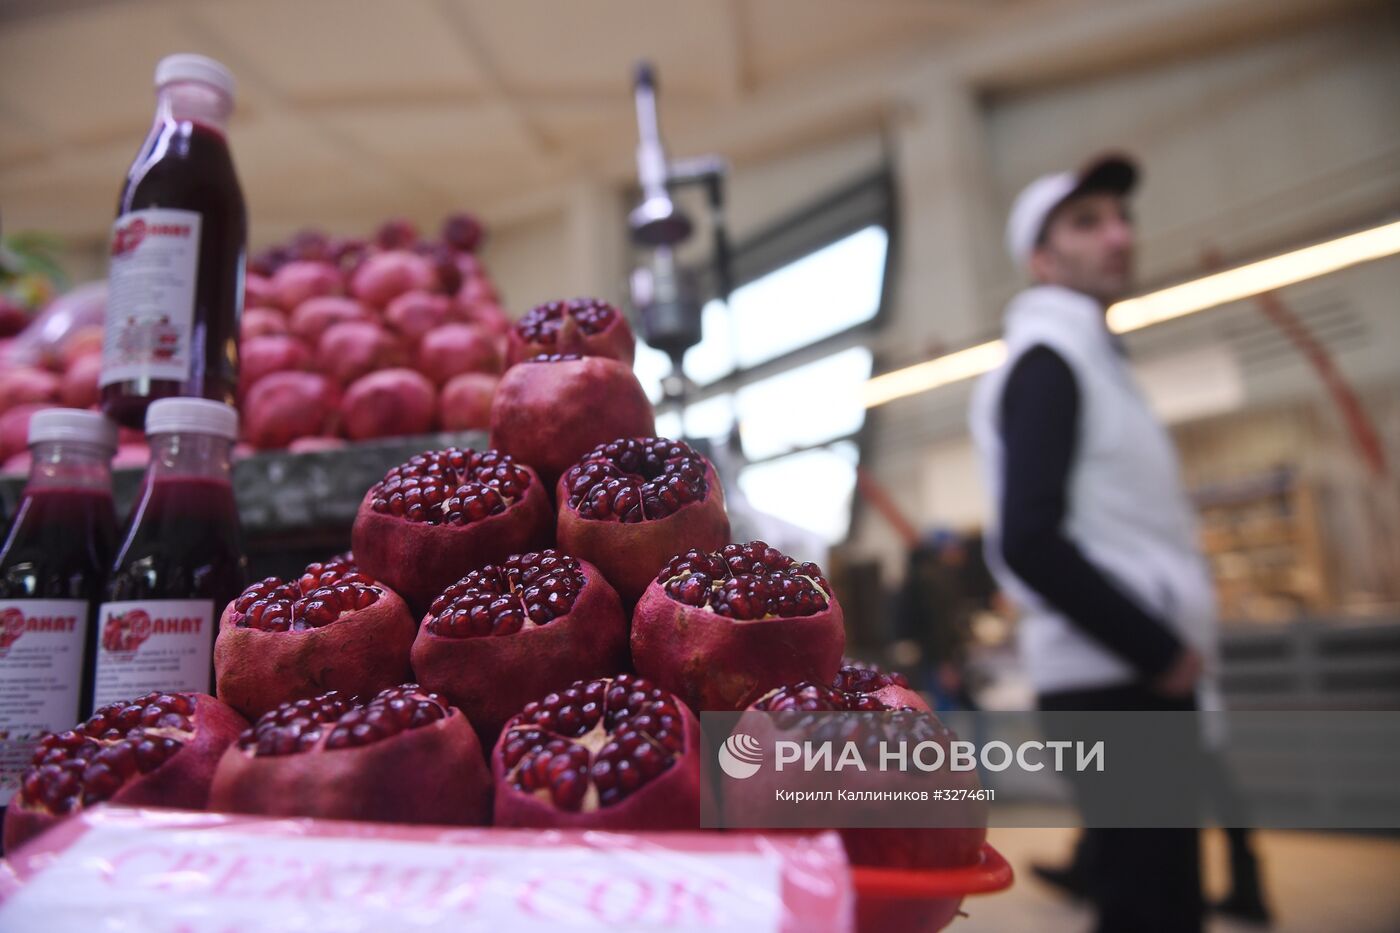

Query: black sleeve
(998, 345), (1182, 679)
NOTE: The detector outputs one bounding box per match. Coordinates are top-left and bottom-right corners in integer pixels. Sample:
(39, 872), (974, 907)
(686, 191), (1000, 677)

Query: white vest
(968, 285), (1217, 694)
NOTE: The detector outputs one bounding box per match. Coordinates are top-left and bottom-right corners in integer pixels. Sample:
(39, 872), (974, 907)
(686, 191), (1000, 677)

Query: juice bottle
(93, 399), (247, 706)
(0, 410), (118, 821)
(100, 53), (246, 429)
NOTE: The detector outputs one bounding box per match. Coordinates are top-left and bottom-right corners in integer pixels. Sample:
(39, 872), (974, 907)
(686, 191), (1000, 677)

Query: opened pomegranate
(631, 541), (846, 712)
(489, 354), (654, 490)
(214, 555), (416, 720)
(209, 685), (491, 825)
(506, 297), (635, 366)
(411, 550), (627, 745)
(831, 659), (927, 710)
(352, 447), (554, 614)
(557, 437), (730, 606)
(3, 692), (247, 852)
(493, 674), (701, 830)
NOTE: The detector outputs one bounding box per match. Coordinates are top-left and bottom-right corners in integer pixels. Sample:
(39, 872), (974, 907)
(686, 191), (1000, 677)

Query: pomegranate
(340, 368), (436, 441)
(243, 371), (339, 449)
(289, 229), (332, 262)
(453, 297), (511, 336)
(415, 323), (501, 386)
(439, 372), (498, 432)
(214, 555), (416, 720)
(3, 452), (30, 475)
(2, 692), (247, 852)
(0, 404), (47, 464)
(239, 334), (311, 393)
(244, 272), (275, 308)
(384, 290), (450, 345)
(60, 353), (103, 409)
(831, 659), (926, 710)
(557, 437), (730, 606)
(315, 320), (403, 386)
(351, 250), (435, 309)
(442, 212), (484, 252)
(506, 297), (635, 366)
(240, 306), (288, 340)
(0, 367), (60, 414)
(456, 273), (499, 309)
(375, 218), (420, 251)
(289, 296), (372, 344)
(288, 435), (347, 454)
(411, 550), (628, 745)
(632, 541), (846, 712)
(271, 260), (343, 311)
(209, 685), (491, 826)
(58, 325), (106, 368)
(492, 674), (701, 830)
(352, 447), (554, 614)
(489, 354), (654, 489)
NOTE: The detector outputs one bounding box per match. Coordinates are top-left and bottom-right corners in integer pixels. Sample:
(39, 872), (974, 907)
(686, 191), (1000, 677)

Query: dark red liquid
(102, 120), (246, 428)
(0, 488), (118, 718)
(104, 477), (248, 691)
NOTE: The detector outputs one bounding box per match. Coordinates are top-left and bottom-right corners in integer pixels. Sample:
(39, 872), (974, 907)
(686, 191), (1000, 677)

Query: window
(634, 172), (892, 545)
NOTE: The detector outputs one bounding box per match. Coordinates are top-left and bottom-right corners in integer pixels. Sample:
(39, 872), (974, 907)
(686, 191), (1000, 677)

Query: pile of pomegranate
(5, 291), (989, 919)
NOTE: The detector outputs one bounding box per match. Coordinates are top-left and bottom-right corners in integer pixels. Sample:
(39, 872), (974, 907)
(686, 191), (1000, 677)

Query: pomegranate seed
(368, 448), (533, 527)
(516, 298), (618, 345)
(831, 660), (909, 693)
(656, 540), (831, 620)
(229, 558), (381, 632)
(426, 550), (587, 639)
(562, 437), (710, 524)
(241, 686), (449, 758)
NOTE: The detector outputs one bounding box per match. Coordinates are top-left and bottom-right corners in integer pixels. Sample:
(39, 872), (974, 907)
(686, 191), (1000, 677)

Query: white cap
(28, 409), (118, 450)
(1005, 153), (1137, 271)
(155, 53), (235, 99)
(145, 398), (240, 441)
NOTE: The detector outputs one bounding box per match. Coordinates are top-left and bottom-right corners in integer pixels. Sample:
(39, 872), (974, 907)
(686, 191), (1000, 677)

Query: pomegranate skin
(209, 698), (491, 827)
(272, 260), (343, 312)
(289, 296), (373, 345)
(316, 320), (403, 387)
(0, 367), (60, 414)
(340, 368), (436, 440)
(60, 353), (103, 409)
(417, 323), (502, 385)
(489, 356), (654, 490)
(351, 250), (435, 309)
(352, 460), (555, 616)
(384, 290), (450, 345)
(244, 272), (275, 308)
(439, 373), (498, 432)
(505, 297), (635, 366)
(631, 546), (847, 712)
(2, 693), (248, 853)
(557, 450), (730, 608)
(491, 677), (703, 831)
(241, 306), (288, 341)
(410, 555), (628, 746)
(239, 335), (312, 395)
(214, 577), (417, 722)
(243, 371), (339, 450)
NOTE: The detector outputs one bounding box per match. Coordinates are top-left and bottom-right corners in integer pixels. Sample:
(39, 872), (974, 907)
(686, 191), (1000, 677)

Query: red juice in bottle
(100, 53), (246, 429)
(94, 400), (247, 707)
(0, 410), (118, 819)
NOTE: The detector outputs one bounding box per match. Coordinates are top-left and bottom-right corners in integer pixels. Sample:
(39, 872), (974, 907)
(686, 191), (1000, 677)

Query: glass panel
(683, 392), (736, 441)
(735, 347), (872, 461)
(736, 441), (860, 545)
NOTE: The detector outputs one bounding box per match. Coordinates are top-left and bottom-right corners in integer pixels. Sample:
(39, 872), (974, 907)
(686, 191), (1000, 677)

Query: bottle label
(0, 599), (90, 807)
(91, 599), (215, 709)
(100, 208), (204, 386)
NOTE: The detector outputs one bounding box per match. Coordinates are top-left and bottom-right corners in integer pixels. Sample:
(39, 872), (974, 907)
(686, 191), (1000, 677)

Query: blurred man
(969, 155), (1215, 933)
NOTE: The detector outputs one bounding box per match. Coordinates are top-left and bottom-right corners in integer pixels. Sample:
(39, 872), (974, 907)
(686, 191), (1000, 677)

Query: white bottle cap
(28, 409), (119, 451)
(145, 398), (240, 441)
(155, 53), (236, 99)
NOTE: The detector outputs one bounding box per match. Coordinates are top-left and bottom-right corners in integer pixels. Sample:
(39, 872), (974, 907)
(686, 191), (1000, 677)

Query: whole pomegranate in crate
(632, 541), (846, 712)
(3, 692), (247, 852)
(214, 553), (417, 720)
(492, 674), (701, 830)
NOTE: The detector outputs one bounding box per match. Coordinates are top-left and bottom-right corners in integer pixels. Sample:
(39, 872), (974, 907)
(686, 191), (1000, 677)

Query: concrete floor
(954, 827), (1400, 932)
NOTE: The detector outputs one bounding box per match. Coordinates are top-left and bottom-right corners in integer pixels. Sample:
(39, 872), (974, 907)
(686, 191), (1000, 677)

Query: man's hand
(1154, 647), (1203, 698)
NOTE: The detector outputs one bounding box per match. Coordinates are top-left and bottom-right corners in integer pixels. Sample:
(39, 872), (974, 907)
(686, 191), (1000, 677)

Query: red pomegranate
(240, 306), (289, 340)
(352, 447), (555, 614)
(492, 674), (701, 830)
(244, 272), (275, 308)
(315, 320), (403, 386)
(831, 659), (927, 710)
(441, 212), (484, 253)
(556, 437), (730, 607)
(632, 541), (847, 712)
(60, 353), (103, 409)
(351, 250), (435, 309)
(384, 290), (450, 345)
(3, 692), (247, 852)
(439, 372), (498, 432)
(58, 325), (106, 368)
(489, 354), (654, 489)
(453, 298), (510, 336)
(506, 297), (635, 366)
(340, 368), (436, 441)
(271, 260), (343, 312)
(411, 550), (628, 745)
(0, 367), (60, 414)
(214, 554), (417, 720)
(417, 323), (501, 384)
(289, 296), (372, 345)
(239, 335), (311, 394)
(375, 218), (420, 251)
(209, 685), (492, 826)
(0, 404), (47, 464)
(243, 371), (339, 449)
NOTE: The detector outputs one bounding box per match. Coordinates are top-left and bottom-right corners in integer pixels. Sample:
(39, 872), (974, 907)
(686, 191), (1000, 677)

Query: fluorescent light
(862, 219), (1400, 409)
